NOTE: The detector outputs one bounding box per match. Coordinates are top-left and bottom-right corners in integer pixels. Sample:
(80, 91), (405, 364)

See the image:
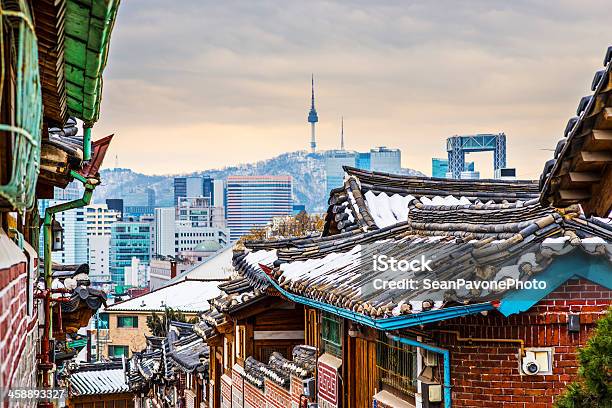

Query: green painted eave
(64, 0), (120, 125)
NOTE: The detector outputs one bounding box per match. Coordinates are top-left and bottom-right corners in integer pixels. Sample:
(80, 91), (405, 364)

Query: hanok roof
(167, 245), (235, 285)
(540, 46), (612, 217)
(235, 169), (612, 329)
(35, 0), (121, 125)
(69, 361), (129, 396)
(323, 167), (540, 235)
(106, 279), (226, 313)
(243, 345), (316, 390)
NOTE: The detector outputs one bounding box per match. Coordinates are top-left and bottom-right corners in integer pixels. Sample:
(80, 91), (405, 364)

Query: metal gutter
(258, 264), (494, 330)
(40, 170), (99, 395)
(387, 333), (452, 408)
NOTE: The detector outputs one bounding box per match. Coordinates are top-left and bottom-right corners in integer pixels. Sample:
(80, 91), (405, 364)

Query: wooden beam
(592, 130), (612, 141)
(581, 164), (612, 217)
(601, 107), (612, 129)
(559, 189), (591, 200)
(568, 172), (601, 183)
(580, 150), (612, 163)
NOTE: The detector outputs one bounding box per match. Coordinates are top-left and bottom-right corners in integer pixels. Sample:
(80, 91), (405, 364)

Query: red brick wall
(431, 279), (611, 408)
(0, 262), (27, 387)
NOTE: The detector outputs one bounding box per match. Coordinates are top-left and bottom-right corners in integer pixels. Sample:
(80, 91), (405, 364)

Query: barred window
(376, 333), (417, 395)
(321, 312), (343, 358)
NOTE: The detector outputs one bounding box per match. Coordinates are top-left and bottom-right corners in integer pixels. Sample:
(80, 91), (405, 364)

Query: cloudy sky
(95, 0), (611, 178)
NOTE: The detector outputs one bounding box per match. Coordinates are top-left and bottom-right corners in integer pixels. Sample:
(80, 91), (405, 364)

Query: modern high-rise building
(177, 197), (226, 228)
(325, 146), (402, 191)
(146, 188), (156, 207)
(369, 147), (401, 173)
(153, 207), (176, 257)
(38, 199), (88, 265)
(84, 204), (119, 288)
(213, 179), (226, 214)
(432, 158), (475, 178)
(109, 221), (152, 287)
(153, 200), (229, 257)
(88, 235), (111, 288)
(85, 204), (120, 236)
(325, 150), (358, 191)
(174, 176), (222, 205)
(226, 175), (293, 241)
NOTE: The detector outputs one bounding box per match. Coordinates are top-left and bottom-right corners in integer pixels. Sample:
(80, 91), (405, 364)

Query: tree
(554, 308), (612, 408)
(146, 307), (197, 337)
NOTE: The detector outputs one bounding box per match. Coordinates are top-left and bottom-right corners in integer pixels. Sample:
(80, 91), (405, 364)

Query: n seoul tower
(308, 75), (319, 153)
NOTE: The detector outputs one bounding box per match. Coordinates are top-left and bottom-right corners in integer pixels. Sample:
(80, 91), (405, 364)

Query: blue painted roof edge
(259, 267), (494, 331)
(498, 252), (612, 316)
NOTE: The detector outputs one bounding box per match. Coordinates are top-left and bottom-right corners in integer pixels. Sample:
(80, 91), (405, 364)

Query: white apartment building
(88, 235), (111, 287)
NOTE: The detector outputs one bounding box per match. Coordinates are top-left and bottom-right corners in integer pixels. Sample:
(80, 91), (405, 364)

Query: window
(117, 315), (138, 328)
(109, 345), (129, 358)
(321, 312), (343, 358)
(376, 332), (417, 395)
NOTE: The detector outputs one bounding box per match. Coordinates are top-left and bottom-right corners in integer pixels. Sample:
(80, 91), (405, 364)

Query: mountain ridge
(95, 151), (425, 212)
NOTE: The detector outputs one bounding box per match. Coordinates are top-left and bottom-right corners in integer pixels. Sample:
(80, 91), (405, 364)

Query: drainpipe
(39, 170), (98, 403)
(83, 126), (92, 161)
(387, 333), (452, 408)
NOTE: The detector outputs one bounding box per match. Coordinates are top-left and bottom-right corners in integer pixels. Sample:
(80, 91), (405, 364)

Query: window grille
(321, 312), (342, 358)
(376, 332), (417, 395)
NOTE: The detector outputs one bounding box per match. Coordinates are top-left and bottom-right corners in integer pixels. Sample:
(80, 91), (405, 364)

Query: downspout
(83, 126), (92, 161)
(387, 333), (452, 408)
(39, 170), (98, 397)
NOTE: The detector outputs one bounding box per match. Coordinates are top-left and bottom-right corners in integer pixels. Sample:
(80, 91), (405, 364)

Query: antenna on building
(340, 116), (345, 150)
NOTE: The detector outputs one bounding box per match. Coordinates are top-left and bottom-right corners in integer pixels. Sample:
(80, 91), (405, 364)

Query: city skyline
(93, 0), (611, 179)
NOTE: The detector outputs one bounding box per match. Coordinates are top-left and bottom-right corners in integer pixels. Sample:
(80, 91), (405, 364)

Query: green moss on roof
(64, 0), (120, 125)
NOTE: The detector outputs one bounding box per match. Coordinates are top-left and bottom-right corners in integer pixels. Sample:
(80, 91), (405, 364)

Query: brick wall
(0, 244), (38, 408)
(432, 279), (611, 408)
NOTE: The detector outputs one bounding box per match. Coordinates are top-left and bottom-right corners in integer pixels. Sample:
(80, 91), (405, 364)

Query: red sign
(317, 357), (340, 408)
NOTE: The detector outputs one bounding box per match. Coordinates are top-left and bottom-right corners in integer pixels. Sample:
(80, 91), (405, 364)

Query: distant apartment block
(88, 235), (111, 288)
(86, 204), (120, 236)
(85, 204), (119, 288)
(226, 175), (293, 241)
(153, 198), (229, 258)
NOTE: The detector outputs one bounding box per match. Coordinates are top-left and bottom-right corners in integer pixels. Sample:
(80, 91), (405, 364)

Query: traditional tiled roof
(234, 169), (612, 324)
(69, 361), (129, 396)
(243, 345), (316, 390)
(106, 279), (225, 313)
(540, 46), (612, 217)
(324, 167), (540, 234)
(126, 322), (209, 390)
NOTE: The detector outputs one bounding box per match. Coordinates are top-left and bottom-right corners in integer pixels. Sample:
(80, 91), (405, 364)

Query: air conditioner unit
(424, 350), (437, 366)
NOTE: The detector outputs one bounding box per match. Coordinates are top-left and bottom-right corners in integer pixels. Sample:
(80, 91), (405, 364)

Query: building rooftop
(106, 279), (227, 313)
(69, 362), (129, 396)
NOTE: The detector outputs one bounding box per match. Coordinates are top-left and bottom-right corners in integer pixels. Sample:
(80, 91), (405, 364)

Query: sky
(95, 0), (612, 178)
